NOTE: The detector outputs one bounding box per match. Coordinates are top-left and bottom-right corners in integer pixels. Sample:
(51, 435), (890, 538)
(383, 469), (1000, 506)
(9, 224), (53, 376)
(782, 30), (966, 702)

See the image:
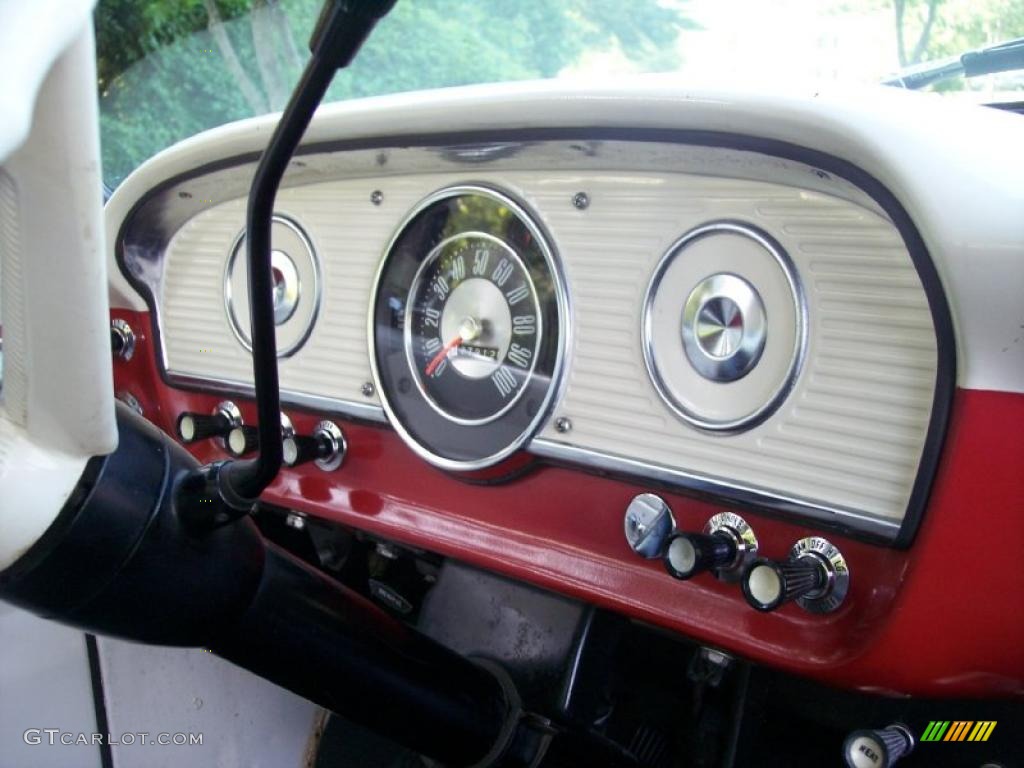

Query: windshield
(95, 0), (1024, 188)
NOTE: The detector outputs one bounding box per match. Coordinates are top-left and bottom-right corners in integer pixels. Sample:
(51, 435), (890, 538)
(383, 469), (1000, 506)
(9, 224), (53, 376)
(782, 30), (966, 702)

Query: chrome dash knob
(624, 493), (675, 559)
(843, 724), (914, 768)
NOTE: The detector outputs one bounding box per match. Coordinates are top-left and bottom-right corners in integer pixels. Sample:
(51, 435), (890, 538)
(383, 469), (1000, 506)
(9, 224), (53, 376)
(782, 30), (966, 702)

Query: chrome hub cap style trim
(682, 273), (766, 382)
(624, 493), (676, 559)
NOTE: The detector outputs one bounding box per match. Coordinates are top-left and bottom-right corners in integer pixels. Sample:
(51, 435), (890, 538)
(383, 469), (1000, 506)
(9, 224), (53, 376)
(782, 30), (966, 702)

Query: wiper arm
(884, 36), (1024, 90)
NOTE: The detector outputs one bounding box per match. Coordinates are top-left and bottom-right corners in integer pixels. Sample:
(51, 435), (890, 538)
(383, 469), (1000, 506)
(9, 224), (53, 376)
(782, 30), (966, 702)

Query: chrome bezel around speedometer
(369, 184), (569, 471)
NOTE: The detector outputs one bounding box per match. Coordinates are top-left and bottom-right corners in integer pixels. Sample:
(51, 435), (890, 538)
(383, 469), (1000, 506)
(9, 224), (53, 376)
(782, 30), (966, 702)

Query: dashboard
(106, 80), (1024, 698)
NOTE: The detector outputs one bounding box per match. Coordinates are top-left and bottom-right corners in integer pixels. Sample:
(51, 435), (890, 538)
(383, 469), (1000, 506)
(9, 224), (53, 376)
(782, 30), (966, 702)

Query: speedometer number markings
(372, 188), (564, 468)
(491, 366), (518, 398)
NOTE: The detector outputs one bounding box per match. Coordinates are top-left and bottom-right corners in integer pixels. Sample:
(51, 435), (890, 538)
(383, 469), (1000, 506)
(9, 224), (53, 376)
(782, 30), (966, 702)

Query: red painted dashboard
(111, 308), (1024, 699)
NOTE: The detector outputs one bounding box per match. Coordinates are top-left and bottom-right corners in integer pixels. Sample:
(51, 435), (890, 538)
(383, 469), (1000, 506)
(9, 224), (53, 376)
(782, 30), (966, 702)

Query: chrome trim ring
(682, 274), (766, 381)
(110, 318), (136, 361)
(223, 214), (322, 358)
(368, 183), (571, 472)
(641, 220), (807, 433)
(313, 420), (347, 472)
(528, 438), (902, 542)
(704, 511), (758, 582)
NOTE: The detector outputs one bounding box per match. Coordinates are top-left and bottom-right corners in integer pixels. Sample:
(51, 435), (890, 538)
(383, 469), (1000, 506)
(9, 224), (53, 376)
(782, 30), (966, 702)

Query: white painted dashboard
(106, 79), (1024, 544)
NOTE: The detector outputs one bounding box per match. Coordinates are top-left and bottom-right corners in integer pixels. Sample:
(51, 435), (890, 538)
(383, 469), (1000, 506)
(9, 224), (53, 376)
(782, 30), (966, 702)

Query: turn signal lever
(190, 0), (399, 515)
(1, 2), (552, 767)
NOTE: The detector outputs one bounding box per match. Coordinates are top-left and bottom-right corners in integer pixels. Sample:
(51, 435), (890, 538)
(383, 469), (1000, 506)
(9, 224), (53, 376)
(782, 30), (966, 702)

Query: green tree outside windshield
(94, 0), (690, 187)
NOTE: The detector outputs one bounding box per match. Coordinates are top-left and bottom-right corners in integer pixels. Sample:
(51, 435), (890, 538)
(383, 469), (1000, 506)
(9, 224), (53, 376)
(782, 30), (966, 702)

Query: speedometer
(370, 186), (567, 470)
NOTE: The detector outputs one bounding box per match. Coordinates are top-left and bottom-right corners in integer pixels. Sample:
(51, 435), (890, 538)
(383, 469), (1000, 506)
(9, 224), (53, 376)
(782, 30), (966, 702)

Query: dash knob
(743, 557), (825, 612)
(843, 724), (914, 768)
(283, 434), (331, 467)
(177, 401), (241, 444)
(664, 532), (736, 580)
(226, 425), (259, 457)
(178, 412), (232, 443)
(741, 537), (850, 614)
(283, 421), (346, 471)
(663, 512), (758, 581)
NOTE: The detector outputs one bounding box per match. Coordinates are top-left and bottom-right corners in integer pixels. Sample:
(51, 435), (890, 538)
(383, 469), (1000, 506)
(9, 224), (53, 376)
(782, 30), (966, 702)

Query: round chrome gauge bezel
(402, 231), (542, 427)
(641, 220), (807, 433)
(223, 214), (322, 358)
(368, 184), (570, 472)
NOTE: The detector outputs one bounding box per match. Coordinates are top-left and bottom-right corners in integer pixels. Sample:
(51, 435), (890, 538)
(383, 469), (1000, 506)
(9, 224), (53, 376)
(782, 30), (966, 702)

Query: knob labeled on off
(843, 724), (914, 768)
(743, 557), (825, 612)
(741, 536), (850, 614)
(664, 532), (736, 580)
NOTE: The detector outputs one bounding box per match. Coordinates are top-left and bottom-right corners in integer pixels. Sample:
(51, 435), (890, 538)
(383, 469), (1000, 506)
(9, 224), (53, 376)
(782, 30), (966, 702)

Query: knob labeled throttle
(843, 724), (914, 768)
(664, 532), (736, 580)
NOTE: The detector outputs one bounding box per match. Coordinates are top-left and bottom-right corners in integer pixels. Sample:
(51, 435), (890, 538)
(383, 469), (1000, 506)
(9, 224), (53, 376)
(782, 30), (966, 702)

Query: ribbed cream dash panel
(161, 169), (937, 523)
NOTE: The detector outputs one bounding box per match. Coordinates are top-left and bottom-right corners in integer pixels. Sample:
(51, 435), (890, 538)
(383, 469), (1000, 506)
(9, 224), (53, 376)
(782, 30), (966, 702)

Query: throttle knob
(742, 536), (849, 613)
(843, 724), (914, 768)
(226, 425), (259, 457)
(664, 532), (736, 580)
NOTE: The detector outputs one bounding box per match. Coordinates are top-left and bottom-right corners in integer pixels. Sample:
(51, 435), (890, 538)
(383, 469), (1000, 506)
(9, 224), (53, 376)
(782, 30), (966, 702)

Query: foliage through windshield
(95, 0), (1024, 188)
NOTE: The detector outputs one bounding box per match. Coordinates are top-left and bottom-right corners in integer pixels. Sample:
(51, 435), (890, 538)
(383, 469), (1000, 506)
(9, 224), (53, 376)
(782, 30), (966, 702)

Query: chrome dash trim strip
(529, 438), (902, 541)
(166, 371), (388, 424)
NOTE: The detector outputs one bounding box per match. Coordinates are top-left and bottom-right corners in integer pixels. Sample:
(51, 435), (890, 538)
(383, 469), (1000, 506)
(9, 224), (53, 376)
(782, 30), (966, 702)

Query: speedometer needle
(425, 317), (481, 376)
